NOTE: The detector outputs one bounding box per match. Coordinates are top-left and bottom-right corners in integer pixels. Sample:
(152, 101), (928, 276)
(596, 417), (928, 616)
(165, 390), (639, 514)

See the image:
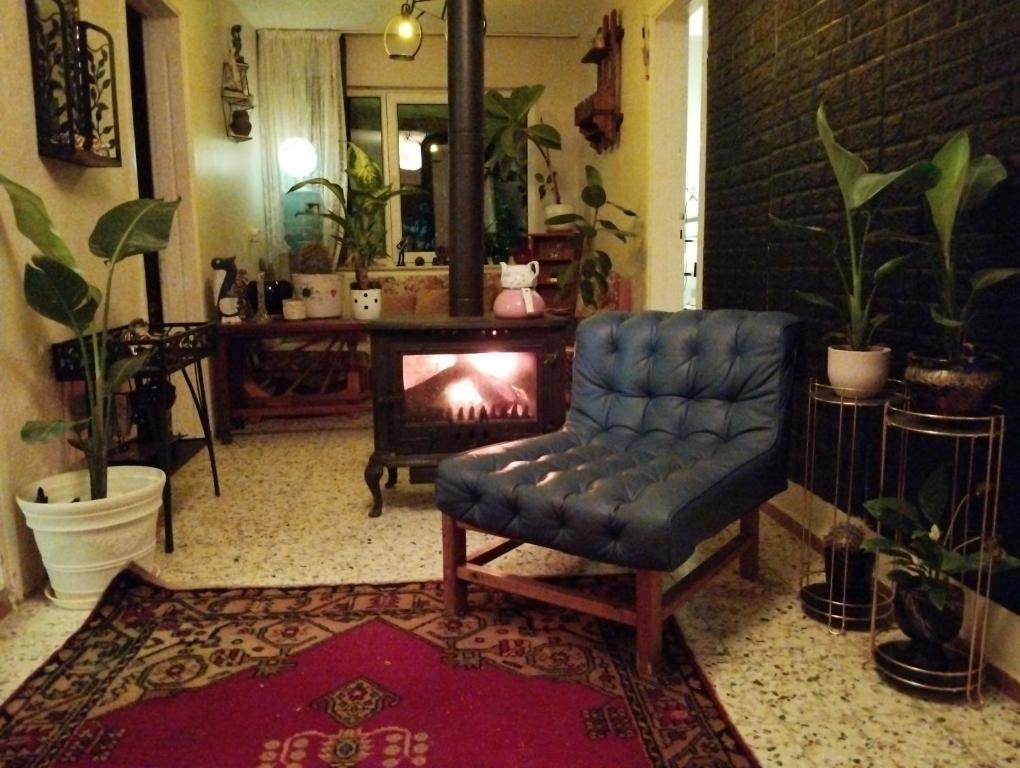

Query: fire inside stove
(402, 352), (538, 424)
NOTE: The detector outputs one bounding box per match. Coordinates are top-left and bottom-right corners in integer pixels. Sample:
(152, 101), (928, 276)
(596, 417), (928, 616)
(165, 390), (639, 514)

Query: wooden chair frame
(442, 506), (761, 676)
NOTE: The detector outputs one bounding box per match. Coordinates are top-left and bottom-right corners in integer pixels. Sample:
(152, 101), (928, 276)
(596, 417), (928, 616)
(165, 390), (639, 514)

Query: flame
(469, 352), (520, 381)
(446, 379), (483, 408)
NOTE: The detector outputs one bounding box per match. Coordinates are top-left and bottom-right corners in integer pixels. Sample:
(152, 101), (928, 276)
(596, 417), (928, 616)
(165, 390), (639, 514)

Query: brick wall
(703, 0), (1020, 610)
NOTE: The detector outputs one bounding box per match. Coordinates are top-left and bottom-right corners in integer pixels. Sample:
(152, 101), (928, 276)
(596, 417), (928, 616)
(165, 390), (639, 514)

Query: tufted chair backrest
(568, 310), (801, 454)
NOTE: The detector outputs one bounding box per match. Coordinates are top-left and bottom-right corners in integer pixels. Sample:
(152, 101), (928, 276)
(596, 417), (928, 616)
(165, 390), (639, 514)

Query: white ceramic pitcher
(500, 260), (540, 289)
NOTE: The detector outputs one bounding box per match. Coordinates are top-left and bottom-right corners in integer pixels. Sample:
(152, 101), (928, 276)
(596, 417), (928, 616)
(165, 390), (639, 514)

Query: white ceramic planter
(16, 466), (165, 608)
(351, 287), (382, 320)
(291, 273), (344, 318)
(827, 345), (891, 398)
(544, 203), (576, 231)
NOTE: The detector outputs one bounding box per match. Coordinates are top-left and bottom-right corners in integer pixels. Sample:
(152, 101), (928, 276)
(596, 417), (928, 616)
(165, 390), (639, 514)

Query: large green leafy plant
(771, 104), (938, 350)
(921, 132), (1017, 362)
(483, 84), (562, 202)
(0, 175), (179, 499)
(289, 143), (413, 289)
(863, 466), (1020, 609)
(547, 166), (637, 309)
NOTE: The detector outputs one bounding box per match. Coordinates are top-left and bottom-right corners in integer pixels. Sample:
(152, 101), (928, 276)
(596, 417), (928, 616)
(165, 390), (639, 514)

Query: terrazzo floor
(2, 417), (1019, 767)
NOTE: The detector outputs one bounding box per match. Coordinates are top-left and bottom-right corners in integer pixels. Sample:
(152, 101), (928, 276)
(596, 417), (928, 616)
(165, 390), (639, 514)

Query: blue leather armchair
(436, 309), (801, 674)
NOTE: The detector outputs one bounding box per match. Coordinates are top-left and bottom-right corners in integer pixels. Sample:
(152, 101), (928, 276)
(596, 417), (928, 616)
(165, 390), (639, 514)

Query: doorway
(126, 5), (162, 325)
(645, 0), (707, 311)
(125, 0), (203, 435)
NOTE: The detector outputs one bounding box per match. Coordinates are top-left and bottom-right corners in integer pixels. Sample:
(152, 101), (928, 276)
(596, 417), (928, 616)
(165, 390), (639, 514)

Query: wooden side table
(213, 318), (370, 443)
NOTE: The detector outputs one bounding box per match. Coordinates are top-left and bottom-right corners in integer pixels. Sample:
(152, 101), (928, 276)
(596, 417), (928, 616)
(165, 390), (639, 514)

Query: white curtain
(257, 30), (346, 275)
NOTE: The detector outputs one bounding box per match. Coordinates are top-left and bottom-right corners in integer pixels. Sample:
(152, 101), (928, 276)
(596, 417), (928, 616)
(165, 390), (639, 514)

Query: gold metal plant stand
(800, 379), (904, 634)
(871, 403), (1007, 705)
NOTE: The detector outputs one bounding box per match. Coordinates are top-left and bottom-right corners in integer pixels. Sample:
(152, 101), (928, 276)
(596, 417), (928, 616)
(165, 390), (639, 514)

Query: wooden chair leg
(442, 515), (467, 614)
(635, 570), (663, 676)
(739, 506), (760, 580)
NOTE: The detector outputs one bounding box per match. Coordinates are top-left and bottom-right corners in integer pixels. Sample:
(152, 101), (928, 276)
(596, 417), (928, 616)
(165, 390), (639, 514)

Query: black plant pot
(245, 280), (293, 316)
(893, 578), (964, 667)
(823, 547), (875, 601)
(129, 383), (176, 444)
(904, 352), (1001, 415)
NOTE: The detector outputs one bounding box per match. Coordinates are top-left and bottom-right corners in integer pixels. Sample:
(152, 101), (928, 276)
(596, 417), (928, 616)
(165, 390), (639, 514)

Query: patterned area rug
(0, 570), (758, 768)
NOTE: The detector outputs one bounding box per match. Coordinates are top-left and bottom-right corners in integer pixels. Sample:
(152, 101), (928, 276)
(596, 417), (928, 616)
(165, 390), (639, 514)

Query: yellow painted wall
(0, 0), (262, 599)
(574, 0), (676, 312)
(175, 0), (265, 276)
(0, 0), (145, 598)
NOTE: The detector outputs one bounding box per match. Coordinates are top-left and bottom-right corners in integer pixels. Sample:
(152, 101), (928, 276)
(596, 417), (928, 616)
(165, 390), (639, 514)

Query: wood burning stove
(365, 314), (571, 516)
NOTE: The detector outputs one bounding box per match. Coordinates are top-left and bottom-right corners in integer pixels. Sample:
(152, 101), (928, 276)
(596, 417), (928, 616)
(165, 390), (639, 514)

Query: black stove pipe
(447, 0), (485, 317)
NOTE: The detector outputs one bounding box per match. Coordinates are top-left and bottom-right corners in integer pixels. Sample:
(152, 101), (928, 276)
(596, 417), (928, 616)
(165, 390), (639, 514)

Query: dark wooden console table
(212, 318), (370, 443)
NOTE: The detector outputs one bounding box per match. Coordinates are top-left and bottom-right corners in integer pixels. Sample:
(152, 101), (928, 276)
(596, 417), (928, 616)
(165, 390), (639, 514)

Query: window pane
(396, 103), (449, 254)
(347, 96), (384, 169)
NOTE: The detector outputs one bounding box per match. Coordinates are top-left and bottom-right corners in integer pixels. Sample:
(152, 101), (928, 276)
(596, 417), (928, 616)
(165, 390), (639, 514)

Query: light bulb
(278, 137), (317, 178)
(398, 19), (415, 39)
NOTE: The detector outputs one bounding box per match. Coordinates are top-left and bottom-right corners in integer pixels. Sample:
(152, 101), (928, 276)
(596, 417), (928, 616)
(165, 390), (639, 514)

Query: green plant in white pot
(904, 132), (1019, 413)
(771, 103), (939, 398)
(289, 143), (413, 319)
(0, 174), (179, 607)
(482, 84), (568, 228)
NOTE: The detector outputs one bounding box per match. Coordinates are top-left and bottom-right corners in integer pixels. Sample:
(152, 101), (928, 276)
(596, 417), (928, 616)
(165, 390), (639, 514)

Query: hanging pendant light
(384, 3), (424, 60)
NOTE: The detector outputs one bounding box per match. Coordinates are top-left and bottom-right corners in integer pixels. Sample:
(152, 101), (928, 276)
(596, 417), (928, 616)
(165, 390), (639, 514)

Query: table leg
(365, 455), (384, 518)
(212, 329), (233, 444)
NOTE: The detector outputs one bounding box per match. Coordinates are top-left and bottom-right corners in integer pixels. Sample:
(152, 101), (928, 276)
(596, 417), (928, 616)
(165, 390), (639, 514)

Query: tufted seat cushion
(435, 309), (801, 571)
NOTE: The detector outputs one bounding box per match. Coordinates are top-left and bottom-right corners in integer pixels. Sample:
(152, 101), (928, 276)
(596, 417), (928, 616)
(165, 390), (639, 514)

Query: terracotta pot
(827, 345), (891, 398)
(904, 352), (1000, 415)
(229, 109), (252, 137)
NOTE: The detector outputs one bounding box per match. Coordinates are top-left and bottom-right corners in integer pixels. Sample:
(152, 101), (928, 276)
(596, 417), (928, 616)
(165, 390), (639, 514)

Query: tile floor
(2, 417), (1019, 767)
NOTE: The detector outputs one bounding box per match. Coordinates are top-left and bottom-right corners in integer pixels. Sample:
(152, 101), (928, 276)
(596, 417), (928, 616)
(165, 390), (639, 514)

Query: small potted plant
(821, 521), (873, 601)
(771, 103), (938, 398)
(863, 466), (1020, 666)
(290, 241), (342, 319)
(482, 84), (570, 229)
(0, 174), (180, 606)
(289, 143), (413, 320)
(904, 131), (1019, 414)
(546, 165), (637, 310)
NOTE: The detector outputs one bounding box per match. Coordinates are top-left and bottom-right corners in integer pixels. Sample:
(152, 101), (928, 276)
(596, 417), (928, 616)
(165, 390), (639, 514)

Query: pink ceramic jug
(494, 261), (545, 318)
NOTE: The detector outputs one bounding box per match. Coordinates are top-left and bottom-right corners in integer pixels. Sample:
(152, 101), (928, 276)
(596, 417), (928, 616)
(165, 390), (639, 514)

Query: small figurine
(211, 256), (241, 323)
(231, 25), (245, 63)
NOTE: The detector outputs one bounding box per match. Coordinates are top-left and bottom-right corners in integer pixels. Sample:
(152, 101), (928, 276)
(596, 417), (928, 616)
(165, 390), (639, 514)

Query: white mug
(282, 298), (307, 321)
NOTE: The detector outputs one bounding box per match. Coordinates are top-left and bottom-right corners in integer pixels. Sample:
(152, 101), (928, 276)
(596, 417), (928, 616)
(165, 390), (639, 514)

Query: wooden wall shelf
(575, 10), (624, 153)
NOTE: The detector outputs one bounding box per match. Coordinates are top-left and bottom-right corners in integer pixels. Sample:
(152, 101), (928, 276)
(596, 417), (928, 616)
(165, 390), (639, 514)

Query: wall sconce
(384, 0), (452, 60)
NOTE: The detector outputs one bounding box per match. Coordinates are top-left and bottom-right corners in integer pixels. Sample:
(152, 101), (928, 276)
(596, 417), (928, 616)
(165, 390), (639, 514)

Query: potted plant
(771, 103), (939, 398)
(289, 143), (412, 320)
(0, 174), (180, 607)
(821, 521), (874, 602)
(290, 241), (343, 319)
(863, 466), (1020, 666)
(482, 84), (570, 229)
(546, 165), (637, 310)
(904, 132), (1019, 414)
